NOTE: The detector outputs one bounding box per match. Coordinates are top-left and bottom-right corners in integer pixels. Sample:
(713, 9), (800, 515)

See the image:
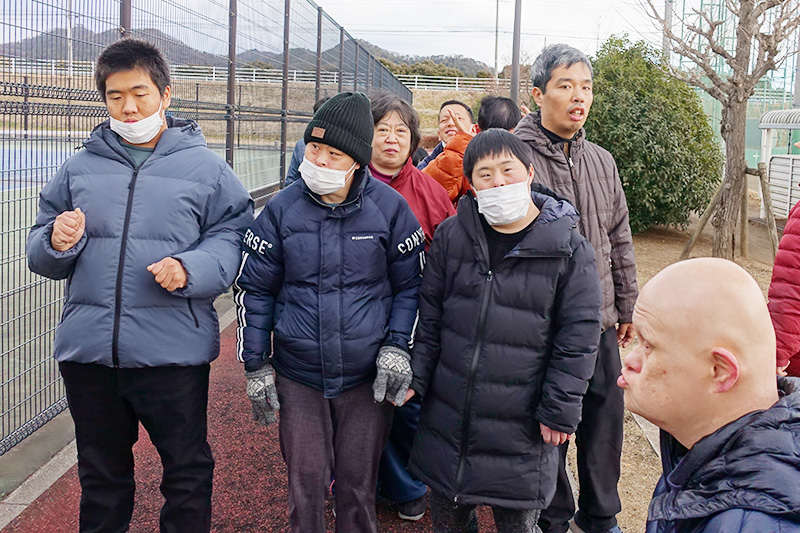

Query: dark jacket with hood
(27, 117), (254, 368)
(234, 169), (424, 399)
(646, 377), (800, 532)
(515, 111), (637, 331)
(408, 185), (601, 510)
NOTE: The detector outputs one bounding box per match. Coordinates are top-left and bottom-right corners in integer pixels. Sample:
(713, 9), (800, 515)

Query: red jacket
(768, 201), (800, 376)
(422, 132), (473, 206)
(374, 159), (455, 250)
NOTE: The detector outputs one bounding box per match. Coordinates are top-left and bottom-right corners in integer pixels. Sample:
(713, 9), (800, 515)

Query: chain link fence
(0, 0), (410, 455)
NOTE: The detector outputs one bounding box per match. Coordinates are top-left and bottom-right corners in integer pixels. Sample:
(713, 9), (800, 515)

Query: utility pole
(662, 0), (674, 60)
(510, 0), (521, 102)
(494, 0), (499, 79)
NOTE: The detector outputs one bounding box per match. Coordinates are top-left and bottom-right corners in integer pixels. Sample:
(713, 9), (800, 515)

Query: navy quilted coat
(234, 170), (424, 399)
(646, 377), (800, 533)
(408, 187), (601, 510)
(27, 117), (254, 368)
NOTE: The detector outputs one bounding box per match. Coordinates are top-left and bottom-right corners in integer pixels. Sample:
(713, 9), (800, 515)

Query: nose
(121, 95), (138, 116)
(491, 173), (506, 188)
(622, 347), (643, 374)
(571, 87), (585, 103)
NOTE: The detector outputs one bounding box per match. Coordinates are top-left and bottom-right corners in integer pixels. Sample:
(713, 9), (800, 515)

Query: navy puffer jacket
(27, 117), (254, 368)
(409, 186), (601, 510)
(646, 377), (800, 533)
(234, 170), (424, 399)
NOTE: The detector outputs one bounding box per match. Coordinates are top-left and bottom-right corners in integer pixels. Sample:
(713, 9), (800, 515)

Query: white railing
(394, 73), (533, 92)
(1, 57), (542, 93)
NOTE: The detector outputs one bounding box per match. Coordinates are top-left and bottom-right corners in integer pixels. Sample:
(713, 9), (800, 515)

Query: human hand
(778, 363), (789, 377)
(147, 257), (188, 292)
(373, 345), (413, 405)
(617, 323), (636, 348)
(245, 365), (280, 426)
(448, 109), (473, 137)
(540, 423), (571, 446)
(400, 388), (416, 406)
(520, 104), (531, 116)
(51, 208), (85, 251)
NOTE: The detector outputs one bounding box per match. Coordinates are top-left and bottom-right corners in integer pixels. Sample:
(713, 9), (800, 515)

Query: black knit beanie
(304, 92), (373, 167)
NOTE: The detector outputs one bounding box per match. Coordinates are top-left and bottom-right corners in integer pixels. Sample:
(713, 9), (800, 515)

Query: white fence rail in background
(1, 58), (537, 93)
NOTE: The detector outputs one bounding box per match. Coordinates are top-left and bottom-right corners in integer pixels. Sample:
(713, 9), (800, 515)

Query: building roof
(760, 109), (800, 129)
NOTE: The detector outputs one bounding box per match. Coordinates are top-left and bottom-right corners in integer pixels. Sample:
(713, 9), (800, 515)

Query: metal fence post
(315, 6), (322, 102)
(354, 42), (359, 91)
(280, 0), (291, 186)
(120, 0), (131, 38)
(225, 0), (237, 168)
(339, 27), (344, 92)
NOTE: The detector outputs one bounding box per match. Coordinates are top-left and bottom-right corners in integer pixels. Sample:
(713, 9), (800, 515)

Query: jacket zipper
(111, 167), (140, 367)
(565, 145), (586, 236)
(187, 299), (200, 328)
(454, 269), (493, 503)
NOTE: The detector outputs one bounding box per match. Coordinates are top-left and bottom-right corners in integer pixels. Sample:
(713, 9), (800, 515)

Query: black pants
(59, 362), (214, 533)
(539, 327), (623, 533)
(429, 491), (542, 533)
(276, 375), (393, 533)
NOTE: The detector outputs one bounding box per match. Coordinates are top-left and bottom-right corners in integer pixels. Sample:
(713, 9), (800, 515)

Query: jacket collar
(457, 182), (579, 270)
(650, 377), (800, 523)
(514, 110), (585, 162)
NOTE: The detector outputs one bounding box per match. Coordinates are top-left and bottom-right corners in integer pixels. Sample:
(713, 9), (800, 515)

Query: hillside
(356, 40), (491, 77)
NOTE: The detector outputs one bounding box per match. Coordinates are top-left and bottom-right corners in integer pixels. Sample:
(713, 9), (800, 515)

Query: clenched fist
(51, 208), (86, 252)
(147, 257), (188, 292)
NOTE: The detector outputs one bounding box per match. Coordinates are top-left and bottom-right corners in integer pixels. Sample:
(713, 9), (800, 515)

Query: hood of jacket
(650, 377), (800, 524)
(457, 182), (579, 266)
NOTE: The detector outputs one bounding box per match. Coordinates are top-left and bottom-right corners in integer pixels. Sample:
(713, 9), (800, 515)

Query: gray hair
(530, 43), (593, 93)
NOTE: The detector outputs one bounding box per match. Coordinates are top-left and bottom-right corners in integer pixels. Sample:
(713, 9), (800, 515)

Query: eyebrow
(554, 77), (592, 84)
(474, 159), (517, 171)
(106, 84), (151, 95)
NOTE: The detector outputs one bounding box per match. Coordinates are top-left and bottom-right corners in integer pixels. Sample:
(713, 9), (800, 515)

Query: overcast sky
(315, 0), (661, 71)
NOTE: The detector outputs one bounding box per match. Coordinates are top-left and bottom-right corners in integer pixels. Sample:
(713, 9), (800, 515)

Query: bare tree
(641, 0), (800, 259)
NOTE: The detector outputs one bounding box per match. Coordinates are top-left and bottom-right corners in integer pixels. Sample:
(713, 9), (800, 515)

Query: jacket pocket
(187, 299), (200, 328)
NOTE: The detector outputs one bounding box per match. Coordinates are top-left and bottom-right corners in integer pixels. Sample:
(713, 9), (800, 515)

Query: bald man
(618, 258), (800, 532)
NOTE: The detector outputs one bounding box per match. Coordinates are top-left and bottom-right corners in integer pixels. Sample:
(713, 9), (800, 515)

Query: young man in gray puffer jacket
(27, 39), (253, 533)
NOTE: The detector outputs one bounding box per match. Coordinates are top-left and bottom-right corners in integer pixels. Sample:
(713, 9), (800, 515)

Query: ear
(474, 125), (482, 134)
(528, 165), (535, 185)
(710, 347), (740, 393)
(162, 85), (172, 110)
(532, 87), (544, 108)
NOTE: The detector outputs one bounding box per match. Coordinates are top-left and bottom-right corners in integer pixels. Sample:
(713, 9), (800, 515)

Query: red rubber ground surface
(4, 325), (497, 532)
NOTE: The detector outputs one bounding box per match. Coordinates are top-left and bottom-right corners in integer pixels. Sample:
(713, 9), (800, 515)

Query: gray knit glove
(373, 344), (413, 406)
(245, 364), (280, 426)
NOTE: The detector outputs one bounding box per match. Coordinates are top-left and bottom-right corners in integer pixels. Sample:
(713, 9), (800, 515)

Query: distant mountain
(1, 26), (491, 77)
(2, 26), (342, 71)
(356, 40), (492, 77)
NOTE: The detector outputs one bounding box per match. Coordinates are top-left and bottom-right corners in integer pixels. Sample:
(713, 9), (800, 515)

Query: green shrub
(584, 36), (723, 233)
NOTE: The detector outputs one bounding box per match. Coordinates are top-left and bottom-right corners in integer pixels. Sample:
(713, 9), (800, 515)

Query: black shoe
(397, 494), (427, 521)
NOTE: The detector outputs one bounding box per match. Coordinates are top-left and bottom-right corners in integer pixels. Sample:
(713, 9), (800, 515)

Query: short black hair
(412, 146), (428, 167)
(95, 39), (170, 102)
(370, 92), (421, 159)
(478, 96), (520, 131)
(439, 99), (474, 123)
(463, 128), (533, 182)
(313, 96), (330, 113)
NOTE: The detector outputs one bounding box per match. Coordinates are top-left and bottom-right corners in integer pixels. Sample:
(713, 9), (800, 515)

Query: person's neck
(671, 391), (779, 449)
(369, 161), (404, 178)
(538, 119), (577, 144)
(490, 201), (539, 234)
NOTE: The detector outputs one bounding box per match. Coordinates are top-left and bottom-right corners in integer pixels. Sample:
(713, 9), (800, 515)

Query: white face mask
(475, 180), (532, 226)
(110, 100), (165, 145)
(299, 157), (357, 196)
